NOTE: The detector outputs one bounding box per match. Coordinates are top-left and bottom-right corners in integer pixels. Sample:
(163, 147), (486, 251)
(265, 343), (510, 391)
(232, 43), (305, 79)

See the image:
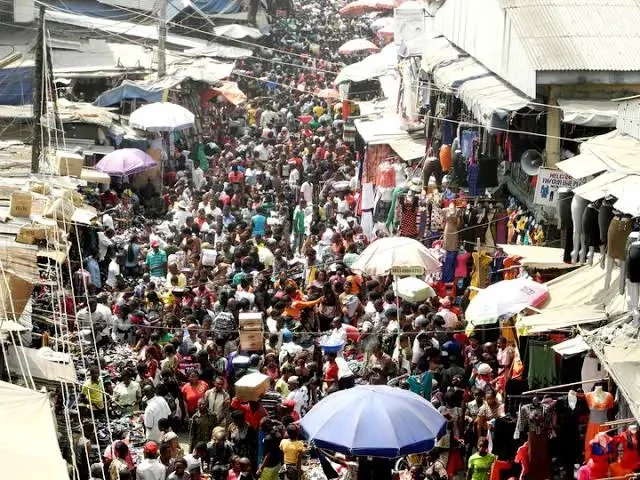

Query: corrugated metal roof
(501, 0), (640, 71)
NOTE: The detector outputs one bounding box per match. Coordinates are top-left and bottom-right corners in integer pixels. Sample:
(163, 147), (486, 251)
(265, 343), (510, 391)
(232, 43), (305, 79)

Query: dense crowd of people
(51, 2), (544, 480)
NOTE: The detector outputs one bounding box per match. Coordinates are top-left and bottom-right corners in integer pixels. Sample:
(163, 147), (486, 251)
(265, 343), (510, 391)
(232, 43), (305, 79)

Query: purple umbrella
(95, 148), (157, 177)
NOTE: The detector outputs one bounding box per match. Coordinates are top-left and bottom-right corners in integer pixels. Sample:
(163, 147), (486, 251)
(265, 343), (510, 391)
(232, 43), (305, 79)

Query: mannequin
(588, 432), (615, 479)
(626, 240), (640, 325)
(604, 214), (634, 292)
(443, 204), (458, 251)
(514, 396), (552, 480)
(582, 203), (600, 266)
(571, 194), (589, 263)
(584, 385), (615, 461)
(556, 391), (582, 479)
(611, 424), (640, 477)
(557, 188), (574, 263)
(598, 197), (614, 268)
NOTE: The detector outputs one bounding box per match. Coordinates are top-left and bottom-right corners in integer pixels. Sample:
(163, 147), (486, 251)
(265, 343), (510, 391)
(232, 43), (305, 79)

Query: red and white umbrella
(339, 0), (404, 16)
(338, 38), (380, 55)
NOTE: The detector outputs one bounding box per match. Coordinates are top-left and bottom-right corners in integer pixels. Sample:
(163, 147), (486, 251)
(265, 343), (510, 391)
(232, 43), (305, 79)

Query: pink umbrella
(338, 38), (380, 55)
(339, 0), (404, 17)
(95, 148), (157, 177)
(315, 88), (341, 100)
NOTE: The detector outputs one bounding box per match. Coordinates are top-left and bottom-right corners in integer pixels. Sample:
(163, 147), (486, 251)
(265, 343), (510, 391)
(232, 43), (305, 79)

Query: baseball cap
(144, 441), (158, 456)
(150, 239), (159, 247)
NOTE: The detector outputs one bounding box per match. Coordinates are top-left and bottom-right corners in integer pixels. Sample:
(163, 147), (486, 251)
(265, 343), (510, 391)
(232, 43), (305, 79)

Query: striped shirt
(145, 249), (167, 277)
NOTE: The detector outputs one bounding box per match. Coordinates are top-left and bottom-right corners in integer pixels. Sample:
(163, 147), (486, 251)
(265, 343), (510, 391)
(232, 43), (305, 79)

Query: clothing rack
(507, 392), (567, 398)
(602, 417), (638, 427)
(522, 377), (608, 395)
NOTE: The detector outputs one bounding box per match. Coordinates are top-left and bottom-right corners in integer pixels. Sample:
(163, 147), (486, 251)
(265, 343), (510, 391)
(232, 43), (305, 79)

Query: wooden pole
(31, 5), (45, 173)
(157, 0), (167, 78)
(522, 377), (608, 395)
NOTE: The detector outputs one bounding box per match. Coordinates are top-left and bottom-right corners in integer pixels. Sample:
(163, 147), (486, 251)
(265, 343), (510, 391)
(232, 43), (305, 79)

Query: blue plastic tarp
(0, 67), (34, 106)
(94, 81), (163, 107)
(166, 0), (242, 21)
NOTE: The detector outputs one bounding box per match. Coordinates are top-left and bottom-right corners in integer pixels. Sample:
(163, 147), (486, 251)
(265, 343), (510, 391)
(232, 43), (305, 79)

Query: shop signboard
(533, 168), (586, 206)
(391, 266), (425, 277)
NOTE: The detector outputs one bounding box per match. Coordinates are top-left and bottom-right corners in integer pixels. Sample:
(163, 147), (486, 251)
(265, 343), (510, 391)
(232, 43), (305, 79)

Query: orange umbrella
(339, 0), (404, 17)
(315, 88), (341, 100)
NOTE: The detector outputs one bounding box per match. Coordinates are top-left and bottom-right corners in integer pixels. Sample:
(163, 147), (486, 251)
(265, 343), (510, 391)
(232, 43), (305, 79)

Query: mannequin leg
(570, 197), (587, 264)
(579, 234), (587, 263)
(605, 255), (615, 289)
(620, 257), (627, 295)
(629, 282), (640, 326)
(587, 246), (595, 266)
(599, 246), (606, 269)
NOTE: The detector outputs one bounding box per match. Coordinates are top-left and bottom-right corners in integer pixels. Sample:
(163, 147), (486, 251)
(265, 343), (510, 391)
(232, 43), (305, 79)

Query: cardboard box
(10, 191), (32, 217)
(239, 312), (263, 331)
(235, 372), (270, 402)
(240, 331), (264, 352)
(56, 151), (84, 177)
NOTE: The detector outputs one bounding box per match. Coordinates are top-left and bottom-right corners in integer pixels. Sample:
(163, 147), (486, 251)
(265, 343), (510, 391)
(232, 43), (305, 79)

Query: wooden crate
(240, 331), (264, 352)
(239, 312), (263, 331)
(235, 373), (270, 402)
(10, 191), (32, 217)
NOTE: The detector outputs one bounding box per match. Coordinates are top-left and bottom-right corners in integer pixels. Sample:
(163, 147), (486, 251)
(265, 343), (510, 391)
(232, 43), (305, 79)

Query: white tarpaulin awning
(423, 37), (531, 124)
(497, 244), (576, 269)
(6, 346), (77, 384)
(580, 130), (640, 176)
(0, 381), (68, 480)
(354, 115), (408, 144)
(557, 99), (618, 128)
(213, 24), (263, 40)
(553, 335), (590, 356)
(572, 171), (628, 202)
(518, 264), (626, 333)
(389, 135), (426, 161)
(335, 43), (398, 85)
(583, 321), (640, 425)
(557, 153), (608, 179)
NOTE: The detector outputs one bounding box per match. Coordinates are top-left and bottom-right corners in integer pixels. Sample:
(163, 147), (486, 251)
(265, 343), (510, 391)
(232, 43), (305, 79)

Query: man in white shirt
(172, 202), (190, 229)
(300, 180), (313, 204)
(192, 165), (204, 190)
(330, 317), (348, 344)
(76, 297), (114, 344)
(136, 441), (166, 480)
(97, 228), (114, 262)
(288, 166), (300, 190)
(143, 386), (171, 443)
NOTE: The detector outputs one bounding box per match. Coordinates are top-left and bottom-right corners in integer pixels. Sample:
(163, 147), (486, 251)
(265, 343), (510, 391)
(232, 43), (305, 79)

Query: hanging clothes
(514, 403), (553, 480)
(399, 197), (419, 237)
(584, 391), (615, 462)
(455, 251), (471, 278)
(527, 340), (557, 389)
(376, 162), (396, 188)
(385, 187), (407, 230)
(588, 433), (615, 480)
(361, 183), (375, 241)
(477, 155), (499, 188)
(554, 396), (582, 479)
(363, 144), (392, 184)
(442, 251), (457, 283)
(443, 208), (459, 251)
(467, 162), (482, 196)
(471, 252), (492, 291)
(610, 429), (640, 477)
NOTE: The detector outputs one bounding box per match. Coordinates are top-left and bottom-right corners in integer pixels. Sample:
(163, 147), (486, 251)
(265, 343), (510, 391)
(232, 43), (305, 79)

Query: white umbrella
(350, 237), (441, 276)
(338, 38), (380, 55)
(371, 16), (393, 31)
(394, 277), (436, 303)
(129, 102), (195, 132)
(466, 278), (550, 326)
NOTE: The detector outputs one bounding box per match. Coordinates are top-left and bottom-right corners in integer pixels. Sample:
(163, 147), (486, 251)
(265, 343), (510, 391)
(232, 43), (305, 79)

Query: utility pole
(31, 5), (45, 173)
(157, 0), (167, 78)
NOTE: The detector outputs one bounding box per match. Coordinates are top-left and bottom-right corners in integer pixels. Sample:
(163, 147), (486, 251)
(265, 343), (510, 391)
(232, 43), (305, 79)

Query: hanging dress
(584, 391), (614, 462)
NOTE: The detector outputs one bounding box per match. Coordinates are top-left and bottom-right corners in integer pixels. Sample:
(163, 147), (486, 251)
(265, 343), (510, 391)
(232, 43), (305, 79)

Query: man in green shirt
(467, 437), (495, 480)
(145, 239), (168, 280)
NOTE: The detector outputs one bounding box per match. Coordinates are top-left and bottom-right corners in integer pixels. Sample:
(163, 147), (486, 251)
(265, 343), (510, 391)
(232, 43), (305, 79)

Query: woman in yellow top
(280, 424), (306, 479)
